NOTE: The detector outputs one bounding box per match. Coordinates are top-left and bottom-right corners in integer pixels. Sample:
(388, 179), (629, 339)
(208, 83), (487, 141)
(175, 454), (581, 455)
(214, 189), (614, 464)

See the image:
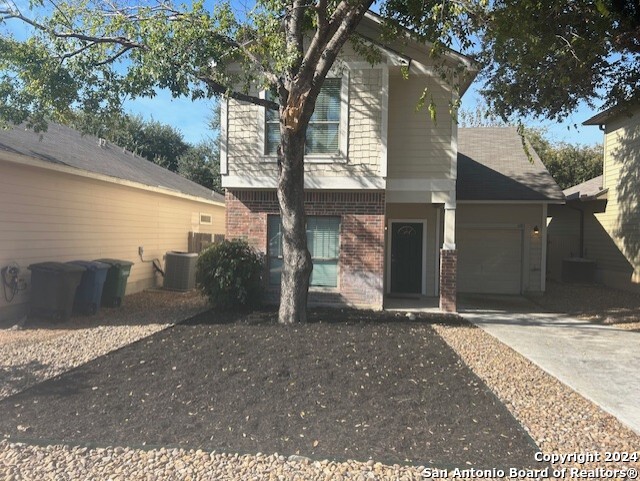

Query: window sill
(309, 286), (339, 293)
(267, 285), (339, 293)
(260, 155), (347, 164)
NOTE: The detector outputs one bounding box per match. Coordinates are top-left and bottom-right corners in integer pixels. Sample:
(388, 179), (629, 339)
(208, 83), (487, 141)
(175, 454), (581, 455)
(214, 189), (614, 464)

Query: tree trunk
(277, 125), (313, 324)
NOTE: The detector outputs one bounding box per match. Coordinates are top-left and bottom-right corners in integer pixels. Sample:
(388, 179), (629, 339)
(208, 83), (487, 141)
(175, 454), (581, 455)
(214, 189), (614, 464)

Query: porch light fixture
(533, 225), (540, 235)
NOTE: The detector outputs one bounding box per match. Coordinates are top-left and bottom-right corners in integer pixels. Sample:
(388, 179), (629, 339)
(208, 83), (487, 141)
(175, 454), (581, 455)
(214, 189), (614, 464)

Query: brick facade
(439, 249), (457, 312)
(226, 189), (386, 309)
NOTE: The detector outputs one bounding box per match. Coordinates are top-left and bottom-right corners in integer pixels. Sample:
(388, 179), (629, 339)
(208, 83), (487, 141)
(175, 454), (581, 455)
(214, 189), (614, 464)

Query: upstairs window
(265, 78), (343, 156)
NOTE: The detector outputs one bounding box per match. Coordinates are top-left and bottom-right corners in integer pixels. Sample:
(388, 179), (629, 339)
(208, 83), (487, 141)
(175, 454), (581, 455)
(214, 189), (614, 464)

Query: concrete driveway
(458, 295), (640, 435)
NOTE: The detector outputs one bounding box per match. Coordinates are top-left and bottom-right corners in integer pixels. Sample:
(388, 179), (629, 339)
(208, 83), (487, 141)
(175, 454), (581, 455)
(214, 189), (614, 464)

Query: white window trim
(219, 98), (228, 175)
(259, 71), (349, 164)
(379, 63), (389, 177)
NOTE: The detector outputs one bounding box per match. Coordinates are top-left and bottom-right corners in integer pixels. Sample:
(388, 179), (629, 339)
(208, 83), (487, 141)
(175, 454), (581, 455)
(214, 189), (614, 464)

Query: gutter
(565, 202), (585, 258)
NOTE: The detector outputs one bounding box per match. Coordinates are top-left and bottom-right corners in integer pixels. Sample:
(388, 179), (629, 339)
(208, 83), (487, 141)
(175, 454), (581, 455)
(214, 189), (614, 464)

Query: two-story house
(547, 104), (640, 293)
(221, 12), (563, 312)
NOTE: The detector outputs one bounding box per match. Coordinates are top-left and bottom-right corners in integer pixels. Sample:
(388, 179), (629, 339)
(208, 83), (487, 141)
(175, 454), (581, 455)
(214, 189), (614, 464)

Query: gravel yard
(531, 281), (640, 331)
(1, 302), (639, 480)
(0, 290), (208, 400)
(0, 310), (539, 469)
(433, 323), (640, 474)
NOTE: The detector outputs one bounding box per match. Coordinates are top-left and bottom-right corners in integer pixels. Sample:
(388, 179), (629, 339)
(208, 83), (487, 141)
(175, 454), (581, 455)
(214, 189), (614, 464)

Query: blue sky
(3, 0), (605, 147)
(123, 93), (218, 145)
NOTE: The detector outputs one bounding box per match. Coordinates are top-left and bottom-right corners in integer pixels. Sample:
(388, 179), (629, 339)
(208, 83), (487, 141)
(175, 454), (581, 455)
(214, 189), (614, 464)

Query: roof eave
(583, 104), (639, 126)
(361, 11), (479, 89)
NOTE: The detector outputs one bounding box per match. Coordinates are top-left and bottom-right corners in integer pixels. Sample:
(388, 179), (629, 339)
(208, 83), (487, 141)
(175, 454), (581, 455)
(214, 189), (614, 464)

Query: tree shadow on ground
(0, 308), (540, 469)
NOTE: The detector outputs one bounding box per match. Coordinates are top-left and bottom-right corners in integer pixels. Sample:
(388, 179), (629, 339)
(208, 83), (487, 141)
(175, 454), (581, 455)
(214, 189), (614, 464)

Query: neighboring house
(547, 105), (640, 292)
(221, 12), (563, 312)
(0, 123), (225, 322)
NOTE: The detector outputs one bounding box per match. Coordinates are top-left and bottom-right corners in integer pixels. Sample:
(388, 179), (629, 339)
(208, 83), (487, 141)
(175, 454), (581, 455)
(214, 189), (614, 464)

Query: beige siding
(457, 204), (546, 293)
(226, 68), (383, 179)
(546, 205), (581, 280)
(0, 161), (225, 321)
(227, 97), (263, 177)
(594, 109), (640, 286)
(387, 72), (453, 179)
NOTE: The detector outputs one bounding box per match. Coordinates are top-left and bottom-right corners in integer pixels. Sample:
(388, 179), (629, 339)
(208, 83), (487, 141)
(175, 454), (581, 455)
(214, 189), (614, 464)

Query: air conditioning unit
(164, 251), (198, 291)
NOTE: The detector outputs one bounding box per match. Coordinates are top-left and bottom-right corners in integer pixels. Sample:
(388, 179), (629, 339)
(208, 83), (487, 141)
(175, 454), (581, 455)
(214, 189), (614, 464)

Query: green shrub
(196, 239), (264, 309)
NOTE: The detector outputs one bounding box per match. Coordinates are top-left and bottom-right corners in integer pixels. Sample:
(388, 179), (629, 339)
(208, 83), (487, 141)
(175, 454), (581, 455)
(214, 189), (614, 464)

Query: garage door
(457, 228), (523, 294)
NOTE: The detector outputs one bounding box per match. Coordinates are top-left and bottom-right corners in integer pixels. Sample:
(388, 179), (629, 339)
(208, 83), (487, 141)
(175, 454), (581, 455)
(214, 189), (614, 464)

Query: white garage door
(457, 228), (523, 294)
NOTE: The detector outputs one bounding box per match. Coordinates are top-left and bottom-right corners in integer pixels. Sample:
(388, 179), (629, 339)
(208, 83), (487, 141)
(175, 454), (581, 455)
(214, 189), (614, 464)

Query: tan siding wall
(546, 205), (581, 280)
(0, 161), (225, 321)
(226, 68), (382, 179)
(457, 204), (546, 293)
(227, 97), (263, 178)
(593, 109), (640, 287)
(387, 73), (453, 179)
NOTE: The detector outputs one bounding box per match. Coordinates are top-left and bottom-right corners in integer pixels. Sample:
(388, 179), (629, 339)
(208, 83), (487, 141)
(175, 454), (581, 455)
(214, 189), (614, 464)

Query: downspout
(566, 202), (585, 257)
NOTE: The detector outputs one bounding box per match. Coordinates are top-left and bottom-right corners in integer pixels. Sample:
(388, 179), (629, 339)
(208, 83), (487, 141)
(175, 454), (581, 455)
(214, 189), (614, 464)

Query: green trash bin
(94, 258), (134, 307)
(28, 262), (86, 321)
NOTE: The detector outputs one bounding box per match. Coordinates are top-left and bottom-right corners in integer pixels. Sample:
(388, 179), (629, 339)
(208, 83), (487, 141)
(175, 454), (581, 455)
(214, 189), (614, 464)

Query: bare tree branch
(57, 41), (96, 61)
(197, 75), (279, 110)
(315, 0), (328, 30)
(2, 10), (148, 49)
(49, 0), (74, 29)
(285, 0), (305, 75)
(93, 46), (132, 66)
(299, 0), (346, 80)
(314, 1), (374, 84)
(555, 34), (581, 63)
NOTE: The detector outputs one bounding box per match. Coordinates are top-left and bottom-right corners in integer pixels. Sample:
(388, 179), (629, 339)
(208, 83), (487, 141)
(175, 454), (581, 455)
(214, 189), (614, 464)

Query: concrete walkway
(458, 295), (640, 435)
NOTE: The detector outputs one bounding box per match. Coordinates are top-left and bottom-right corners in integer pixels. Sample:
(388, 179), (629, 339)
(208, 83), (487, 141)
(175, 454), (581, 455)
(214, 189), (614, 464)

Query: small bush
(196, 239), (264, 309)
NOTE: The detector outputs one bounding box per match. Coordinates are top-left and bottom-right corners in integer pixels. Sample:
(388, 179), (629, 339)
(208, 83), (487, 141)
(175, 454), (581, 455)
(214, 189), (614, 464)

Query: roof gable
(356, 12), (478, 95)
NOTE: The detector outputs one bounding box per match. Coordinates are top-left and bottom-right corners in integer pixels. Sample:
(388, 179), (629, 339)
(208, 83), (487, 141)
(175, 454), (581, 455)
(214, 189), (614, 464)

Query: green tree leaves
(525, 129), (603, 190)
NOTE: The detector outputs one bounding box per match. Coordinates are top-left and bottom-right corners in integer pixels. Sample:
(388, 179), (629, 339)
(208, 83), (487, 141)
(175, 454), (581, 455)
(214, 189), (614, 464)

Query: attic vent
(98, 138), (107, 148)
(200, 213), (212, 225)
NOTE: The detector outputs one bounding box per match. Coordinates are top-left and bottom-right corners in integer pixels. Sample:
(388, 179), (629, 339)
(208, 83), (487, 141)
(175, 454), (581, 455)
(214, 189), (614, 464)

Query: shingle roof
(583, 104), (639, 126)
(0, 123), (225, 203)
(563, 175), (605, 201)
(457, 127), (564, 202)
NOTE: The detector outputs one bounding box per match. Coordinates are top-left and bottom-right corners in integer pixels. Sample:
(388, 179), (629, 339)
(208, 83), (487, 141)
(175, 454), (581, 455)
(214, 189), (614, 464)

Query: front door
(390, 222), (423, 295)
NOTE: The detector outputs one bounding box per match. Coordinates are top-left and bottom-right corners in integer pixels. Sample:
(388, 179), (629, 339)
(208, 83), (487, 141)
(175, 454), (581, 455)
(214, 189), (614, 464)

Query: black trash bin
(67, 260), (110, 315)
(28, 262), (86, 321)
(94, 259), (134, 307)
